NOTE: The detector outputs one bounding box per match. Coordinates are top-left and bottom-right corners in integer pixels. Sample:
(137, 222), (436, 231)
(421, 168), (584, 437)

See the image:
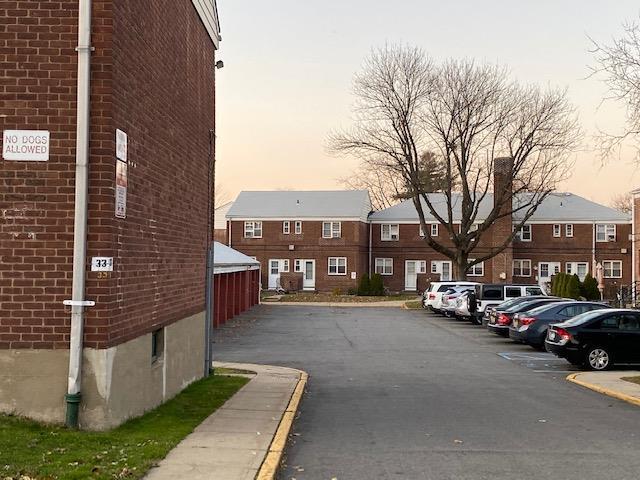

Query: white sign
(3, 130), (50, 161)
(116, 129), (127, 162)
(91, 257), (114, 272)
(351, 271), (357, 280)
(115, 161), (127, 218)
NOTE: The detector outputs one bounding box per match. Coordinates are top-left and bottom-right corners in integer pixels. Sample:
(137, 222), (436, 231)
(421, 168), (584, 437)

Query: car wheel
(585, 346), (613, 371)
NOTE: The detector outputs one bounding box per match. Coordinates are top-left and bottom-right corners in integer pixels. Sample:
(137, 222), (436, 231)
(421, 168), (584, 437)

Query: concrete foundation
(0, 311), (205, 430)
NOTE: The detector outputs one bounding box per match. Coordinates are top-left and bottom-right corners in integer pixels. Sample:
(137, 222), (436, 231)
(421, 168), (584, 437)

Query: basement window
(152, 328), (164, 364)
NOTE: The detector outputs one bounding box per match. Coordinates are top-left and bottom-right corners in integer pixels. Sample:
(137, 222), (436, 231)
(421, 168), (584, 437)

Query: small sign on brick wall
(2, 130), (50, 161)
(116, 129), (127, 162)
(91, 257), (114, 272)
(115, 161), (127, 218)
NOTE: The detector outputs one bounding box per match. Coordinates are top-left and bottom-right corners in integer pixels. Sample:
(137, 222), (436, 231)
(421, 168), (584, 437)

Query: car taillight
(428, 293), (436, 300)
(497, 313), (511, 325)
(555, 328), (572, 341)
(520, 317), (536, 326)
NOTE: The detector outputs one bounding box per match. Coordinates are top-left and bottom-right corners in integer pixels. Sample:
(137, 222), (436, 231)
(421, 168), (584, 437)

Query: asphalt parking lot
(215, 305), (640, 480)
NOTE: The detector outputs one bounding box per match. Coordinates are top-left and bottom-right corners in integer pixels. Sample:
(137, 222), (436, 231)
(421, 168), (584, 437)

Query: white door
(268, 259), (281, 289)
(441, 261), (452, 281)
(538, 262), (561, 287)
(405, 261), (418, 291)
(302, 260), (315, 290)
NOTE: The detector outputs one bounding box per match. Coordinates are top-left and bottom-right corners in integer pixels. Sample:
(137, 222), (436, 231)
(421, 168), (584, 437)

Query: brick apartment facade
(1, 1), (220, 428)
(225, 188), (632, 296)
(226, 191), (372, 293)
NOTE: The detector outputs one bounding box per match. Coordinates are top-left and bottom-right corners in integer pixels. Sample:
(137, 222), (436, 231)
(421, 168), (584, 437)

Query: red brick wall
(229, 220), (369, 292)
(1, 1), (216, 349)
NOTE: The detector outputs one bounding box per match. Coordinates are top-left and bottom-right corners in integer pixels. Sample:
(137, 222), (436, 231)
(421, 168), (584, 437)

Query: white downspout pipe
(65, 0), (93, 428)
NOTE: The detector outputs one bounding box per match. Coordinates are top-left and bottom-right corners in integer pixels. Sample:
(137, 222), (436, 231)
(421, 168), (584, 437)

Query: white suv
(423, 281), (480, 313)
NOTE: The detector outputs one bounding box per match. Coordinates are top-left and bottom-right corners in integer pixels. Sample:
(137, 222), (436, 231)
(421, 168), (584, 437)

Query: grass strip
(621, 376), (640, 387)
(0, 373), (248, 480)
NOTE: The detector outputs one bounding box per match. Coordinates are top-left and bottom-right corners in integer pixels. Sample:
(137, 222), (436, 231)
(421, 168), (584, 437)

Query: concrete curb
(256, 371), (308, 480)
(566, 372), (640, 407)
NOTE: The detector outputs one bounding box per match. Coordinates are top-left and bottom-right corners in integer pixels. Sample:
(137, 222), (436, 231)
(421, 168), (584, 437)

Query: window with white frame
(381, 223), (400, 241)
(294, 259), (302, 273)
(244, 221), (262, 238)
(283, 221), (290, 234)
(295, 221), (302, 234)
(431, 261), (438, 274)
(322, 221), (341, 239)
(565, 224), (573, 237)
(596, 224), (616, 242)
(281, 259), (290, 272)
(431, 224), (439, 236)
(553, 224), (561, 237)
(328, 257), (347, 275)
(515, 224), (532, 241)
(375, 258), (393, 275)
(513, 259), (532, 277)
(603, 260), (622, 278)
(467, 260), (484, 277)
(566, 262), (588, 281)
(417, 260), (427, 273)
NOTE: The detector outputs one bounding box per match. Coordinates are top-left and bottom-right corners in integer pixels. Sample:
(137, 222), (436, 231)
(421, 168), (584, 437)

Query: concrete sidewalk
(144, 362), (307, 480)
(568, 370), (640, 407)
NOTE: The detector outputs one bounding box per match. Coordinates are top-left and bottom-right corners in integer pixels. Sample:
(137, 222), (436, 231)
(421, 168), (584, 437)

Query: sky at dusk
(215, 1), (640, 206)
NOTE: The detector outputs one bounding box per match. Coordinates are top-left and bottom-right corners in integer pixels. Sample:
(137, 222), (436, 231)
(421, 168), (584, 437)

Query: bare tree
(590, 18), (640, 159)
(340, 151), (451, 210)
(214, 183), (231, 207)
(610, 192), (632, 214)
(339, 163), (404, 210)
(330, 45), (580, 279)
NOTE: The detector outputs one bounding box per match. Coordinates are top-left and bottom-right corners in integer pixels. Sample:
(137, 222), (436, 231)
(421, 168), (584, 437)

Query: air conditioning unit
(288, 244), (295, 251)
(391, 234), (398, 240)
(607, 235), (615, 242)
(621, 248), (628, 254)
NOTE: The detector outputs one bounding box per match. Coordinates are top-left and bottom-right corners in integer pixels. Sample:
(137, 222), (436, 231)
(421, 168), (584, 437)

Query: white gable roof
(227, 190), (372, 222)
(369, 192), (630, 223)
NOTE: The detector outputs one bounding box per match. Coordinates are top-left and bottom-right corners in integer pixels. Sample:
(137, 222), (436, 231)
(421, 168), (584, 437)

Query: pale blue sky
(216, 1), (640, 205)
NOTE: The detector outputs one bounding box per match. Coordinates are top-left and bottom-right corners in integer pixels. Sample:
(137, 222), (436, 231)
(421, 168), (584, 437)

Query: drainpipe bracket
(75, 46), (95, 52)
(63, 300), (96, 307)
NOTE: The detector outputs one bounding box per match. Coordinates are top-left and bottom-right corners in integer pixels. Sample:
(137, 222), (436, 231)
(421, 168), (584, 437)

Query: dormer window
(381, 224), (399, 241)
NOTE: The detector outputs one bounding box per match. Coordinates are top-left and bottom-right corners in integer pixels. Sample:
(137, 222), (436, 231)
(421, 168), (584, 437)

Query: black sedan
(509, 301), (611, 349)
(487, 297), (565, 336)
(483, 296), (556, 326)
(546, 309), (640, 370)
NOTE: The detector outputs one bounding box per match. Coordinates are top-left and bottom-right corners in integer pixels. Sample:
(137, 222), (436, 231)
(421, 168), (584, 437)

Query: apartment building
(227, 191), (631, 295)
(370, 193), (631, 293)
(1, 1), (220, 429)
(226, 191), (372, 292)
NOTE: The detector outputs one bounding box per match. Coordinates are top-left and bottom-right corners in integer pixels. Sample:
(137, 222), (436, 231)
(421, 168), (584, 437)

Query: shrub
(581, 273), (600, 301)
(566, 274), (582, 300)
(551, 272), (563, 296)
(369, 273), (384, 296)
(332, 287), (342, 296)
(556, 272), (568, 297)
(358, 273), (371, 296)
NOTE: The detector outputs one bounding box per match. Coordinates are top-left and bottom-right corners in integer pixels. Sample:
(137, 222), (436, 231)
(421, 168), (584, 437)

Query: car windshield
(505, 299), (555, 313)
(522, 303), (561, 315)
(560, 309), (610, 327)
(494, 297), (524, 310)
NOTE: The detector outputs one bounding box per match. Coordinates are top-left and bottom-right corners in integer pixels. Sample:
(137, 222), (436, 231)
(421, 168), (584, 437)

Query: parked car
(474, 284), (546, 324)
(472, 283), (546, 324)
(509, 301), (611, 349)
(440, 286), (476, 317)
(423, 281), (479, 313)
(486, 297), (565, 336)
(481, 295), (552, 326)
(546, 309), (640, 370)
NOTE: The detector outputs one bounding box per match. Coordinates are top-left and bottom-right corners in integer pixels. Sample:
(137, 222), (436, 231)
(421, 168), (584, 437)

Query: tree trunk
(454, 255), (468, 281)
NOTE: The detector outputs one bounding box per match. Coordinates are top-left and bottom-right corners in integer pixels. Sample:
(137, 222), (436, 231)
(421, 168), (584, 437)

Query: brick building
(226, 191), (372, 292)
(226, 189), (631, 295)
(1, 1), (221, 428)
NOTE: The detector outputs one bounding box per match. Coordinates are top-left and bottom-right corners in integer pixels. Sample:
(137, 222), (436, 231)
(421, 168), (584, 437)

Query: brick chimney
(491, 157), (514, 283)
